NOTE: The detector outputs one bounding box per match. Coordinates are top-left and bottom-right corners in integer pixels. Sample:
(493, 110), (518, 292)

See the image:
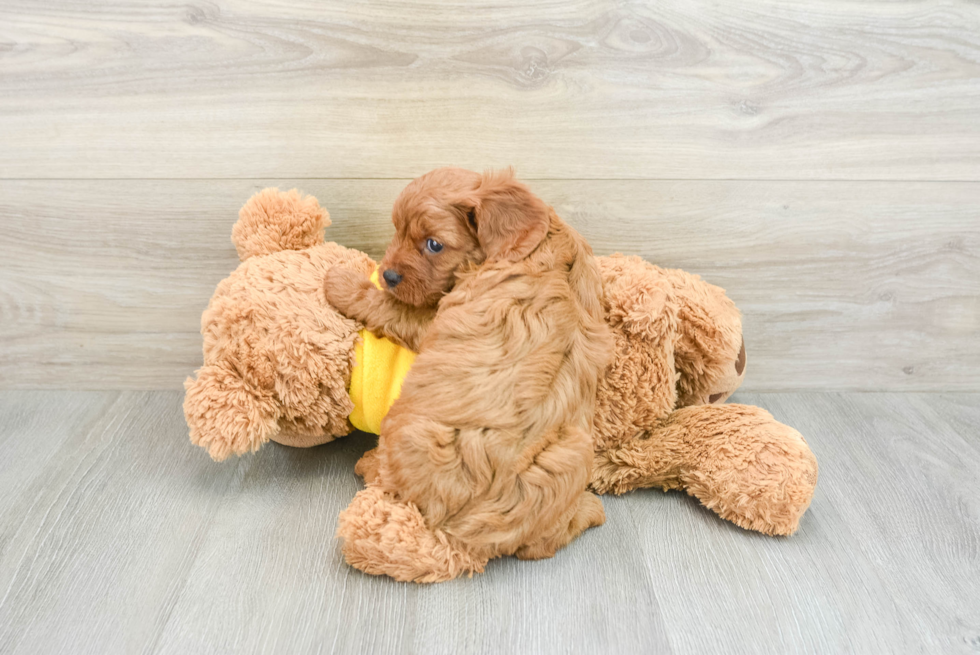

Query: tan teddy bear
(184, 188), (817, 548)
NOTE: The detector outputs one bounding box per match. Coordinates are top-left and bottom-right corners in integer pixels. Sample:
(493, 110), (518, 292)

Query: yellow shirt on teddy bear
(347, 269), (417, 435)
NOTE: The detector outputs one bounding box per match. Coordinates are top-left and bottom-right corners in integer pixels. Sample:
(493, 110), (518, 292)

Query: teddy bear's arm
(323, 266), (436, 352)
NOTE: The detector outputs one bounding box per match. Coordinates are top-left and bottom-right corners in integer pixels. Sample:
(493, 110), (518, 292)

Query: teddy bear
(184, 188), (818, 549)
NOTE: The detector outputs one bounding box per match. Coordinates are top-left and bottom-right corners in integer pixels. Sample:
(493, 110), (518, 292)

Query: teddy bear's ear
(233, 188), (329, 261)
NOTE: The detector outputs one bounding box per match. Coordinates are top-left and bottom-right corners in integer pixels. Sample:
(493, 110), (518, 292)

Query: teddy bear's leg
(337, 485), (489, 583)
(515, 491), (605, 560)
(591, 404), (817, 536)
(662, 268), (746, 407)
(183, 363), (281, 461)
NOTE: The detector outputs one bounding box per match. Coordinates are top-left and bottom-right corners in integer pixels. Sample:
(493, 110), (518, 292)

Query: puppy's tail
(232, 188), (329, 261)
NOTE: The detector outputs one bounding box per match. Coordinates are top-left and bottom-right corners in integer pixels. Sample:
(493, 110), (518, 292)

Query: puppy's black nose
(382, 269), (402, 288)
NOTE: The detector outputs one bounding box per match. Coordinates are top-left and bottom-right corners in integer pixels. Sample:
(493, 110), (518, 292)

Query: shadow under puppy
(323, 168), (613, 582)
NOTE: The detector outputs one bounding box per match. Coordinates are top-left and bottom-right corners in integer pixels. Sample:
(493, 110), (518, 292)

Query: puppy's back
(383, 211), (611, 556)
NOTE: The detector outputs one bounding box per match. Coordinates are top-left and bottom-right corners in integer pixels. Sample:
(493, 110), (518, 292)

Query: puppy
(324, 167), (612, 581)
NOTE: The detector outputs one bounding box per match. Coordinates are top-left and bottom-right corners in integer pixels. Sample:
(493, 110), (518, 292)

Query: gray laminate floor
(0, 391), (977, 654)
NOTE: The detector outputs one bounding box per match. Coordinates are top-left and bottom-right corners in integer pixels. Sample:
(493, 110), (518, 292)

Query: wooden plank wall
(1, 0), (978, 390)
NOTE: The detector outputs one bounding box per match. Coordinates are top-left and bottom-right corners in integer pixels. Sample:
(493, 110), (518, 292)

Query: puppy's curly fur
(325, 168), (613, 581)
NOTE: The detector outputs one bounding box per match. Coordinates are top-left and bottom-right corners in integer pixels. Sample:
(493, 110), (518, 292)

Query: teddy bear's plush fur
(184, 188), (818, 549)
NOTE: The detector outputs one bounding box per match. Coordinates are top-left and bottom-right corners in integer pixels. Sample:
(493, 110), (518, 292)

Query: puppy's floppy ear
(455, 168), (550, 262)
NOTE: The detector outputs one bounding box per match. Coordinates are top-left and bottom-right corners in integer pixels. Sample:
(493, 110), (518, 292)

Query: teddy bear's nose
(382, 269), (402, 288)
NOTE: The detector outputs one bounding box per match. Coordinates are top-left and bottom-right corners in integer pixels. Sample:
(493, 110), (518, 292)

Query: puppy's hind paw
(337, 486), (488, 583)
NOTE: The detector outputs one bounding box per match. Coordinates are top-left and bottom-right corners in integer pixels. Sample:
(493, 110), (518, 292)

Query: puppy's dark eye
(425, 238), (444, 254)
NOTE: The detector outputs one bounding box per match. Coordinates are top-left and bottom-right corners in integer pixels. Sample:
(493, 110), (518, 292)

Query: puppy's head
(379, 167), (551, 306)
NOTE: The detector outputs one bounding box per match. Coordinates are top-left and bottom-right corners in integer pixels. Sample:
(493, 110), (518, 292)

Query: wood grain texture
(0, 391), (978, 654)
(1, 179), (977, 391)
(1, 0), (979, 180)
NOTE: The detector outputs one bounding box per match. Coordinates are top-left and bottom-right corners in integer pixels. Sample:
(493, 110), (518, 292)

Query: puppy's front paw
(323, 266), (373, 315)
